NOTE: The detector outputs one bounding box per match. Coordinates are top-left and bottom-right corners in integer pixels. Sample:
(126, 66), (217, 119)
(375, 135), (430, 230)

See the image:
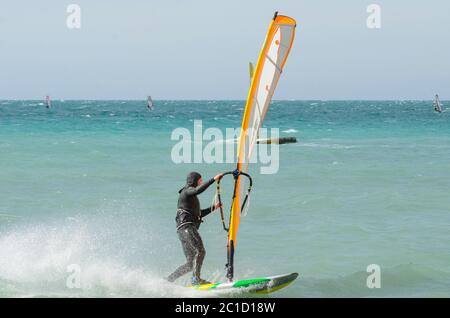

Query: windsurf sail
(248, 62), (255, 85)
(222, 12), (296, 281)
(147, 96), (154, 110)
(434, 94), (442, 113)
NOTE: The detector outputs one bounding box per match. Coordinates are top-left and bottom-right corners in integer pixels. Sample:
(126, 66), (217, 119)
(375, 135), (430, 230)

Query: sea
(0, 100), (449, 297)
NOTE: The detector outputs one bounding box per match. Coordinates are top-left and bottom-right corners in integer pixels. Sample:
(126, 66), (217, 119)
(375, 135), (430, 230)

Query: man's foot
(191, 276), (211, 285)
(165, 275), (176, 283)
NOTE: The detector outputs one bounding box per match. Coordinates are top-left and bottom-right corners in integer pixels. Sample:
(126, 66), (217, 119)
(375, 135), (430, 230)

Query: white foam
(300, 142), (357, 149)
(0, 217), (225, 297)
(282, 129), (298, 133)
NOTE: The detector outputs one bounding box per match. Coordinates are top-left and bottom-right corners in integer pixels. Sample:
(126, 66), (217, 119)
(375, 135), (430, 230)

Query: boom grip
(215, 170), (253, 232)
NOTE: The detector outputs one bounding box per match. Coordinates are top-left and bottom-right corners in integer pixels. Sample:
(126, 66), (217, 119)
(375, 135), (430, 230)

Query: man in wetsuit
(167, 171), (223, 285)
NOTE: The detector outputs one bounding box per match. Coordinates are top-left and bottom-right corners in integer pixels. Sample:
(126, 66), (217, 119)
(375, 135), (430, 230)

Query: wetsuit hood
(186, 171), (202, 186)
(179, 171), (202, 193)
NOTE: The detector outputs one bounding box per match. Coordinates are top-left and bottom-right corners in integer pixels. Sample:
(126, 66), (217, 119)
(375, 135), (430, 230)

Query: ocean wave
(299, 142), (357, 149)
(296, 264), (450, 297)
(282, 129), (298, 133)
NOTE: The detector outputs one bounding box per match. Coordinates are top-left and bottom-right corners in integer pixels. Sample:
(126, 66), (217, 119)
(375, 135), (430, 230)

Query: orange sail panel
(226, 13), (296, 279)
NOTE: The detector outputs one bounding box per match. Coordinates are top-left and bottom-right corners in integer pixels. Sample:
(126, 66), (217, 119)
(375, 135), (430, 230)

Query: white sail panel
(239, 22), (296, 173)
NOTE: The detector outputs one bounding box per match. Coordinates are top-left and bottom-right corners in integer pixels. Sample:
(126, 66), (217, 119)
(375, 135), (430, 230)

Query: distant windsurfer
(147, 96), (153, 110)
(167, 171), (223, 285)
(434, 94), (442, 113)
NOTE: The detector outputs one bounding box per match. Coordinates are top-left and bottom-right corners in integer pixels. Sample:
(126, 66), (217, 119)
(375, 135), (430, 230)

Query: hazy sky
(0, 0), (449, 100)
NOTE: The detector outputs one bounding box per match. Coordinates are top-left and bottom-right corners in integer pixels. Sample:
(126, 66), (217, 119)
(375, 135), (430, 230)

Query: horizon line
(0, 98), (445, 102)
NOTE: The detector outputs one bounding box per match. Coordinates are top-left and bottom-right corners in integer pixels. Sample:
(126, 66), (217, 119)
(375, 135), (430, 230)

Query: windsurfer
(167, 171), (223, 285)
(434, 94), (442, 113)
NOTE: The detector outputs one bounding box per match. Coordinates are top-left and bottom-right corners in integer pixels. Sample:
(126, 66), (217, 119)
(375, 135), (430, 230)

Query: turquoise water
(1, 100), (450, 297)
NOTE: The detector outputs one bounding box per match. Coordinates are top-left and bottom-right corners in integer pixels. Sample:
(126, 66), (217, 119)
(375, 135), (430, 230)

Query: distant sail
(147, 96), (154, 110)
(45, 95), (51, 109)
(434, 94), (442, 113)
(248, 62), (255, 86)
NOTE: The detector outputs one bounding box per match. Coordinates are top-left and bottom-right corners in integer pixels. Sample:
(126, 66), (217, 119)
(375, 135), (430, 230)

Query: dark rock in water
(257, 137), (297, 144)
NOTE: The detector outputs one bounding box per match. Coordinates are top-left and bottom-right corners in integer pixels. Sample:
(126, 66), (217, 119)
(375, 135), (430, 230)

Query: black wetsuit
(167, 172), (215, 282)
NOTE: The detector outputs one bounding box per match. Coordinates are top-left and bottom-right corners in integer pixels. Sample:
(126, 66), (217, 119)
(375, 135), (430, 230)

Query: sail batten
(226, 12), (296, 281)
